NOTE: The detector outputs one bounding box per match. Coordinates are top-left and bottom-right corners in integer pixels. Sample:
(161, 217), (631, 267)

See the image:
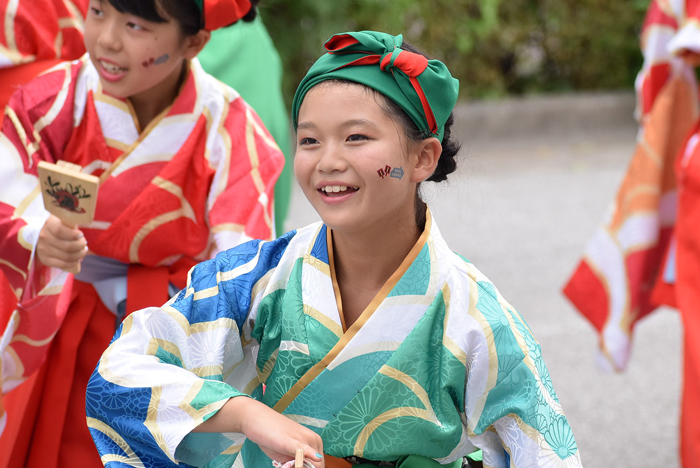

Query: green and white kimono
(86, 212), (582, 468)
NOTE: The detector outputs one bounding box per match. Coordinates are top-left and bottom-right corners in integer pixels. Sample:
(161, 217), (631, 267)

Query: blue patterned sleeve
(86, 234), (294, 467)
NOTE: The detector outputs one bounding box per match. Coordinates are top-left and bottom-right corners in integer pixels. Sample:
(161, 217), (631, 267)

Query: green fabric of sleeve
(396, 456), (462, 468)
(292, 31), (459, 143)
(198, 16), (293, 235)
(175, 385), (249, 465)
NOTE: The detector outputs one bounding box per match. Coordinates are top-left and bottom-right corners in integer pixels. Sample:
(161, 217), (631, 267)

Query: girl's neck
(332, 209), (423, 327)
(128, 59), (188, 131)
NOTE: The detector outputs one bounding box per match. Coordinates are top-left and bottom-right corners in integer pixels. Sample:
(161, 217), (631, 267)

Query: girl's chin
(316, 215), (355, 232)
(317, 215), (369, 235)
(97, 81), (131, 99)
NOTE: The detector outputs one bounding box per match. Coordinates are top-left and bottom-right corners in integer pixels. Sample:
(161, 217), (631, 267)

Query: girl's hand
(36, 215), (88, 272)
(240, 400), (325, 467)
(196, 397), (325, 467)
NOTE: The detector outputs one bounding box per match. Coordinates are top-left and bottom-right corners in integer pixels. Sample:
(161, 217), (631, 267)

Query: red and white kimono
(0, 0), (88, 105)
(0, 55), (284, 468)
(0, 0), (90, 379)
(565, 0), (700, 465)
(564, 0), (699, 368)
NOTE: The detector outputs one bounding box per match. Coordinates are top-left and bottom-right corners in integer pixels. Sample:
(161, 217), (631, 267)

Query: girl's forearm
(192, 395), (253, 434)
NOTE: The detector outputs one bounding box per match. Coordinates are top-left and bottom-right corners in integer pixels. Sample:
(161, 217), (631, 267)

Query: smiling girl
(86, 32), (582, 468)
(0, 0), (283, 467)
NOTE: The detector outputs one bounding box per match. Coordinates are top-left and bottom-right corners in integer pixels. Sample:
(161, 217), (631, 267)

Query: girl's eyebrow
(340, 119), (379, 130)
(297, 119), (379, 131)
(297, 122), (317, 131)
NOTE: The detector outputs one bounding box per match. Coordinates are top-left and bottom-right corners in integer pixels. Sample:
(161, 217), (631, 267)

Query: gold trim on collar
(272, 209), (433, 414)
(97, 61), (193, 184)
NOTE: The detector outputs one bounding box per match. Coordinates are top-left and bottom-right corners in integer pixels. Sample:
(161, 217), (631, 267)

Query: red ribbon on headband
(203, 0), (252, 31)
(325, 34), (437, 137)
(292, 31), (459, 142)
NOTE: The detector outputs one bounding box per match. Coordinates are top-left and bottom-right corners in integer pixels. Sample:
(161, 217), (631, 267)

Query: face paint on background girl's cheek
(154, 54), (169, 65)
(142, 54), (169, 68)
(377, 165), (404, 179)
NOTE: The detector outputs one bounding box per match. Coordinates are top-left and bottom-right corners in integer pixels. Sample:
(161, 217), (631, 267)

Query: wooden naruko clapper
(37, 160), (100, 273)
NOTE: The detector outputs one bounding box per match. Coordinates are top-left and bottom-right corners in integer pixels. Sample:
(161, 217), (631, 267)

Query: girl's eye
(127, 22), (145, 31)
(347, 134), (369, 142)
(299, 137), (318, 146)
(90, 7), (103, 16)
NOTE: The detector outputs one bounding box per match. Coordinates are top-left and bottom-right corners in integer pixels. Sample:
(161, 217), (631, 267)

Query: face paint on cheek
(377, 165), (391, 179)
(142, 54), (168, 68)
(154, 54), (169, 65)
(390, 167), (405, 180)
(378, 165), (404, 179)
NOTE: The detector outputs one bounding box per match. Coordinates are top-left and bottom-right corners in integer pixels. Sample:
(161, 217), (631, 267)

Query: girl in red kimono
(0, 1), (284, 467)
(668, 4), (700, 463)
(0, 0), (90, 356)
(565, 1), (700, 466)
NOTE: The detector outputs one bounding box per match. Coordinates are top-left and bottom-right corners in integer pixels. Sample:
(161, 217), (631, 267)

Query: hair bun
(241, 0), (259, 22)
(427, 112), (460, 183)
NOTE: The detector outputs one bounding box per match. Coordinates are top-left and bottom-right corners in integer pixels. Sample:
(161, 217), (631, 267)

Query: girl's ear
(182, 30), (211, 59)
(411, 137), (442, 183)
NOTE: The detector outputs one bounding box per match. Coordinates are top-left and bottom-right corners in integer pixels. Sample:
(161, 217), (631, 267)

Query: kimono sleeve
(668, 1), (700, 57)
(206, 97), (285, 254)
(0, 62), (78, 294)
(463, 281), (582, 468)
(86, 236), (291, 467)
(635, 0), (700, 120)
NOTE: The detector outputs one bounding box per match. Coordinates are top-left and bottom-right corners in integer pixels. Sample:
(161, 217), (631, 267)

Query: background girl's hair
(107, 0), (260, 35)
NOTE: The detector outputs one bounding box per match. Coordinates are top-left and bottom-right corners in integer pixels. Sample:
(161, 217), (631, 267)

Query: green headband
(292, 31), (459, 142)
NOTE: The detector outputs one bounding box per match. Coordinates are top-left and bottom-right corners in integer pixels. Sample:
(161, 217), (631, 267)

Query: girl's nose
(96, 20), (122, 52)
(316, 145), (348, 173)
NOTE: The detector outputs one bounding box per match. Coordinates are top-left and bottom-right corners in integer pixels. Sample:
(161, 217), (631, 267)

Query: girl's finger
(268, 441), (322, 466)
(45, 244), (88, 262)
(44, 215), (83, 241)
(299, 444), (324, 468)
(49, 237), (88, 254)
(52, 225), (84, 241)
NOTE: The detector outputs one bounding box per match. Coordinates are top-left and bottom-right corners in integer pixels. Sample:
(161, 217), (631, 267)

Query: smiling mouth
(100, 60), (128, 74)
(319, 185), (359, 197)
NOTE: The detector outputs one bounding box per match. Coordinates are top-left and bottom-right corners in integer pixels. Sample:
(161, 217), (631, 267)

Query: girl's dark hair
(376, 93), (459, 183)
(376, 41), (461, 184)
(107, 0), (260, 36)
(373, 41), (461, 229)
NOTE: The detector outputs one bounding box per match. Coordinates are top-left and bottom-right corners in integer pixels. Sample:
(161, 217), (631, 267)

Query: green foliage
(259, 0), (649, 102)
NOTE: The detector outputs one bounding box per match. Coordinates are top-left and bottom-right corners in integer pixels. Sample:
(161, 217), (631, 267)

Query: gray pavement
(284, 91), (682, 468)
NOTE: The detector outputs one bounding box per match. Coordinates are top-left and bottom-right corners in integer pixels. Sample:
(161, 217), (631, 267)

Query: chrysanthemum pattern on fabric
(87, 214), (582, 468)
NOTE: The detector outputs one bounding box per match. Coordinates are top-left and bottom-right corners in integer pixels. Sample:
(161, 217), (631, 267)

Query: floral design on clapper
(44, 176), (90, 213)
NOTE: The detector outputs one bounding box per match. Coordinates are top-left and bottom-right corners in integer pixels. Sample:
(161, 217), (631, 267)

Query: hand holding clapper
(36, 161), (99, 274)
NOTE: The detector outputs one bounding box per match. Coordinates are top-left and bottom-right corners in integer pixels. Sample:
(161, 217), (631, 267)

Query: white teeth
(100, 60), (126, 74)
(322, 185), (352, 193)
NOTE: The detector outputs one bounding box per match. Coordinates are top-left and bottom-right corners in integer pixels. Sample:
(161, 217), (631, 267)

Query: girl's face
(84, 0), (202, 101)
(294, 83), (425, 235)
